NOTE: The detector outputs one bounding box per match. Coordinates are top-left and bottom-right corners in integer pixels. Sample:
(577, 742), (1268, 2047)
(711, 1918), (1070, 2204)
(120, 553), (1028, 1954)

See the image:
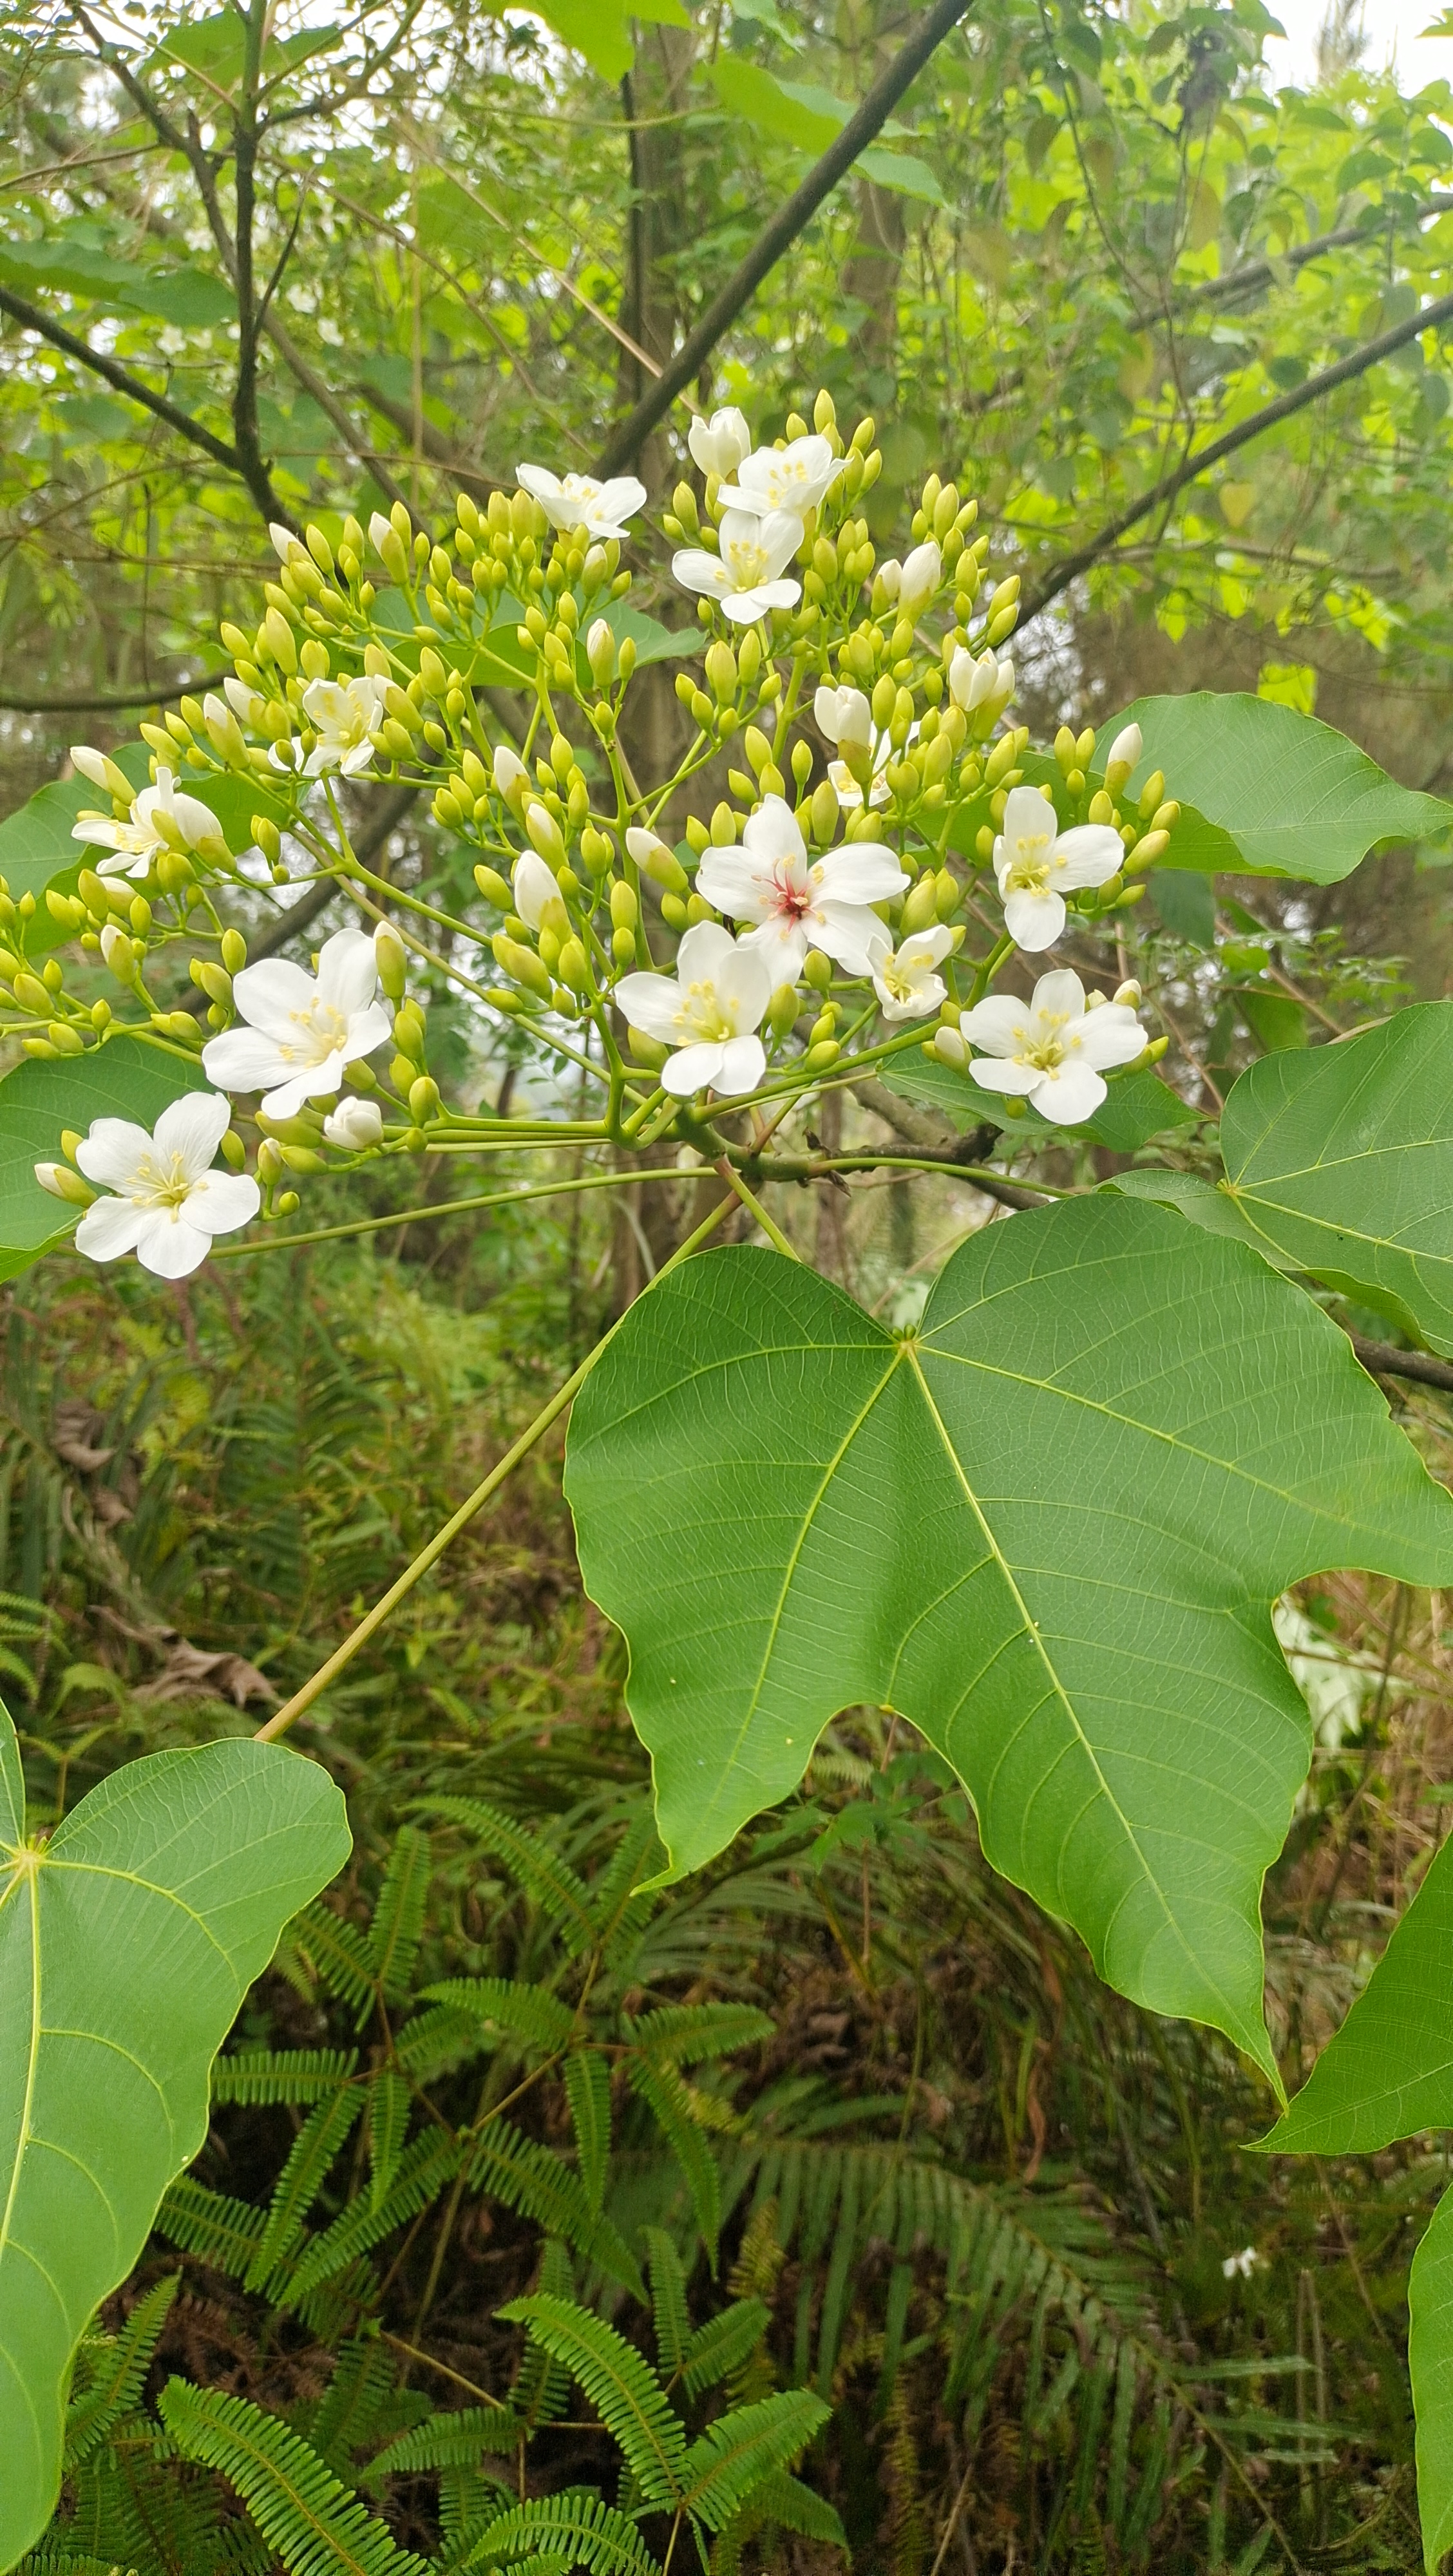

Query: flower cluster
(5, 384), (1186, 1282)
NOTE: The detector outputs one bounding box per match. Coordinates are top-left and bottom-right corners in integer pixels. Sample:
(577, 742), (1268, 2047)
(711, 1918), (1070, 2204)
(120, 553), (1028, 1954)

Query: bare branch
(0, 279), (242, 475)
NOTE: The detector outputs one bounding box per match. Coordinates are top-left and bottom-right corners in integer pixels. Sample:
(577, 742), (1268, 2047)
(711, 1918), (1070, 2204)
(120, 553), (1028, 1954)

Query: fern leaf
(468, 2121), (644, 2300)
(736, 2468), (846, 2546)
(213, 2048), (359, 2106)
(293, 1900), (378, 2018)
(155, 2175), (267, 2277)
(367, 1826), (431, 2002)
(564, 2048), (612, 2213)
(64, 2272), (179, 2467)
(364, 2407), (518, 2479)
(497, 2293), (686, 2508)
(679, 2300), (770, 2403)
(585, 1804), (663, 1950)
(625, 2005), (774, 2067)
(392, 2002), (493, 2080)
(160, 2380), (432, 2576)
(366, 2067), (411, 2211)
(644, 2228), (691, 2378)
(629, 2061), (721, 2269)
(283, 2129), (460, 2304)
(679, 2391), (830, 2532)
(308, 2337), (403, 2475)
(424, 1796), (594, 1947)
(247, 2088), (365, 2293)
(421, 1975), (576, 2054)
(471, 2494), (663, 2576)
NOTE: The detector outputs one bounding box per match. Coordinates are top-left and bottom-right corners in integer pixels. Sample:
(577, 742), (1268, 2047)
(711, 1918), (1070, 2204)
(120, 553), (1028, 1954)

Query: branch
(1021, 284), (1453, 621)
(180, 784), (419, 1015)
(0, 281), (241, 474)
(851, 1075), (1043, 1208)
(594, 0), (976, 475)
(1347, 1334), (1453, 1396)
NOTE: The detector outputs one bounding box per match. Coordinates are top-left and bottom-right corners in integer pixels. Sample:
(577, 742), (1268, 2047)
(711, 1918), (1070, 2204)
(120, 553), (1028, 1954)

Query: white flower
(1222, 2246), (1260, 2280)
(512, 851), (565, 933)
(516, 464), (646, 540)
(296, 674), (388, 779)
(958, 968), (1144, 1124)
(813, 684), (873, 753)
(672, 509), (804, 625)
(71, 768), (220, 882)
(688, 407), (752, 478)
(70, 1093), (258, 1280)
(716, 433), (842, 518)
(949, 646), (1015, 721)
(201, 925), (392, 1119)
(886, 538), (940, 618)
(992, 784), (1123, 951)
(867, 925), (954, 1022)
(697, 794), (906, 977)
(813, 687), (916, 811)
(1105, 721), (1143, 779)
(322, 1096), (384, 1150)
(614, 922), (771, 1099)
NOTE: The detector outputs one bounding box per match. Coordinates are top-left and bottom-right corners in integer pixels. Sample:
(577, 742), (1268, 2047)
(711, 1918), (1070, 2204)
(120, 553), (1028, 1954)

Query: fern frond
(679, 2300), (770, 2402)
(213, 2049), (359, 2106)
(421, 1975), (576, 2054)
(470, 2492), (663, 2576)
(628, 2061), (720, 2268)
(392, 2002), (493, 2079)
(159, 2380), (432, 2576)
(679, 2391), (830, 2532)
(565, 2049), (612, 2213)
(247, 2087), (365, 2293)
(365, 2407), (519, 2479)
(367, 1826), (431, 2002)
(734, 2468), (846, 2546)
(293, 1901), (377, 2017)
(468, 2121), (645, 2300)
(625, 2005), (774, 2067)
(585, 1804), (663, 1950)
(644, 2228), (690, 2379)
(308, 2338), (404, 2474)
(155, 2175), (267, 2277)
(424, 1796), (595, 1947)
(497, 2293), (686, 2508)
(64, 2272), (179, 2467)
(366, 2067), (411, 2211)
(283, 2129), (460, 2304)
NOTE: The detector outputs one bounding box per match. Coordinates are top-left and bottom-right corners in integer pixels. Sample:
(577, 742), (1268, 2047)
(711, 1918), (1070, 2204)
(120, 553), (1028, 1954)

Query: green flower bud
(375, 920), (408, 1001)
(768, 983), (801, 1041)
(473, 864), (512, 908)
(408, 1074), (441, 1124)
(802, 949), (831, 992)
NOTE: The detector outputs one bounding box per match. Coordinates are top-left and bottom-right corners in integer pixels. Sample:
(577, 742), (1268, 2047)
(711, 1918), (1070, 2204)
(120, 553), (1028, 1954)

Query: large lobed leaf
(1219, 1003), (1453, 1352)
(1094, 693), (1452, 882)
(0, 1701), (350, 2570)
(565, 1197), (1453, 2079)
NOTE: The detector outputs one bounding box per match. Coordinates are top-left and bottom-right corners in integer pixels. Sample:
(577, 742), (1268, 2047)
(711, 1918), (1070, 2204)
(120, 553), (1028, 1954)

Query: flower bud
(524, 801), (565, 868)
(609, 880), (639, 933)
(803, 949), (831, 992)
(34, 1160), (93, 1205)
(900, 876), (940, 935)
(768, 983), (801, 1040)
(705, 639), (737, 704)
(557, 936), (591, 993)
(408, 1074), (441, 1124)
(1104, 723), (1143, 790)
(687, 406), (751, 478)
(897, 538), (942, 618)
(1138, 770), (1166, 819)
(933, 1025), (968, 1068)
(585, 617), (617, 689)
(625, 826), (688, 894)
(373, 920), (408, 1001)
(1123, 829), (1170, 874)
(70, 745), (135, 804)
(809, 777), (840, 844)
(473, 864), (512, 908)
(627, 1025), (669, 1068)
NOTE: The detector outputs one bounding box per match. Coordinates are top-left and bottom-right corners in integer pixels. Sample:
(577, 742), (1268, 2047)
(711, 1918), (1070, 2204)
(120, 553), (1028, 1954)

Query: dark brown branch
(1347, 1334), (1453, 1396)
(0, 281), (242, 474)
(228, 0), (291, 531)
(1165, 196), (1453, 326)
(594, 0), (976, 475)
(851, 1075), (1043, 1208)
(1021, 285), (1453, 621)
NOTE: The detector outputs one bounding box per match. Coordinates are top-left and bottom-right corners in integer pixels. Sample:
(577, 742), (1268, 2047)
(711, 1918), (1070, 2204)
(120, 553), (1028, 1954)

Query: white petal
(516, 462), (563, 504)
(811, 902), (886, 976)
(1072, 1007), (1146, 1074)
(714, 1034), (767, 1095)
(1106, 723), (1143, 773)
(1052, 824), (1124, 891)
(1031, 1062), (1107, 1124)
(1028, 969), (1087, 1023)
(698, 848), (774, 923)
(134, 1208), (214, 1278)
(812, 844), (909, 905)
(258, 1070), (326, 1121)
(513, 851), (560, 930)
(74, 1117), (155, 1191)
(1000, 784), (1057, 849)
(898, 926), (954, 970)
(1003, 887), (1065, 951)
(73, 1195), (147, 1262)
(878, 972), (945, 1023)
(337, 1001), (392, 1065)
(614, 970), (686, 1041)
(230, 956), (318, 1036)
(741, 796), (804, 866)
(675, 922), (739, 983)
(183, 1170), (261, 1235)
(672, 547), (730, 598)
(597, 477), (647, 526)
(716, 941), (772, 1026)
(661, 1041), (726, 1097)
(71, 817), (129, 851)
(722, 579), (799, 622)
(958, 996), (1029, 1056)
(151, 1089), (232, 1177)
(969, 1057), (1040, 1095)
(202, 1027), (291, 1094)
(738, 916), (810, 978)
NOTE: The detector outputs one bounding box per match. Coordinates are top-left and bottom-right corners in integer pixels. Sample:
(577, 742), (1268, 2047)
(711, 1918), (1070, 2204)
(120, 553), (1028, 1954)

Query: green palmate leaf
(0, 1701), (350, 2570)
(1218, 1004), (1453, 1351)
(564, 1202), (1453, 2078)
(497, 2294), (687, 2505)
(1266, 1831), (1453, 2569)
(158, 2382), (430, 2576)
(1094, 694), (1452, 883)
(0, 1034), (209, 1281)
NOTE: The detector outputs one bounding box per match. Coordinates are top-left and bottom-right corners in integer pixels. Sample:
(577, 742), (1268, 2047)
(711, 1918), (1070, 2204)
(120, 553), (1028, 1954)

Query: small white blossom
(716, 433), (842, 518)
(949, 646), (1015, 722)
(615, 922), (772, 1099)
(493, 743), (529, 806)
(813, 684), (873, 752)
(512, 851), (565, 933)
(201, 926), (392, 1119)
(516, 465), (646, 540)
(672, 509), (804, 624)
(867, 925), (954, 1021)
(958, 968), (1144, 1124)
(688, 407), (752, 478)
(1105, 721), (1143, 778)
(322, 1096), (384, 1150)
(698, 794), (906, 978)
(70, 1092), (258, 1280)
(882, 538), (940, 618)
(291, 674), (388, 780)
(269, 520), (303, 564)
(992, 784), (1123, 952)
(72, 768), (220, 881)
(1222, 2246), (1260, 2280)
